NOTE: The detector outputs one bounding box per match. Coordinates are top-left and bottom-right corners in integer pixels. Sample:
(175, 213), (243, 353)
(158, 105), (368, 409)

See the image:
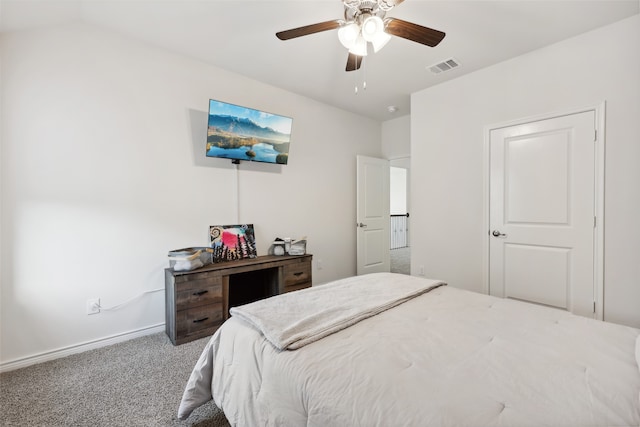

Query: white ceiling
(2, 0), (638, 121)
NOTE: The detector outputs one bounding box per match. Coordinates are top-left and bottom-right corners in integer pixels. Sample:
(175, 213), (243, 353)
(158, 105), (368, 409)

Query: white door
(356, 155), (390, 275)
(489, 111), (596, 317)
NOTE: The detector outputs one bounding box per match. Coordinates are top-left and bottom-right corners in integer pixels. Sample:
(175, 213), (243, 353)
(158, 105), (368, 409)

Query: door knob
(357, 222), (367, 228)
(492, 230), (506, 237)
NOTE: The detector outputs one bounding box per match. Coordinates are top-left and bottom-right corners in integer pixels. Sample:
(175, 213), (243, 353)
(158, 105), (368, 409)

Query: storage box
(168, 247), (213, 271)
(288, 239), (307, 256)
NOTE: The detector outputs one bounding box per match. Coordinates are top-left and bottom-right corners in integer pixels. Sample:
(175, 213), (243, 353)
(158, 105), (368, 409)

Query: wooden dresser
(165, 254), (312, 345)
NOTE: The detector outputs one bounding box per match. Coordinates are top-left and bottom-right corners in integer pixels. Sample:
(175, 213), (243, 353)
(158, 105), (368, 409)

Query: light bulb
(361, 16), (384, 42)
(338, 23), (360, 49)
(348, 35), (368, 57)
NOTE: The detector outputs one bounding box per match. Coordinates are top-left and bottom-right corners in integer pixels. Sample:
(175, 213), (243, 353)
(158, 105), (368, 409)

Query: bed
(178, 272), (640, 426)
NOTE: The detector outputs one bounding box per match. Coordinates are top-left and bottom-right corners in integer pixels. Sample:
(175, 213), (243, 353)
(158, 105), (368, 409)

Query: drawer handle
(192, 290), (209, 296)
(193, 317), (209, 324)
(293, 272), (304, 277)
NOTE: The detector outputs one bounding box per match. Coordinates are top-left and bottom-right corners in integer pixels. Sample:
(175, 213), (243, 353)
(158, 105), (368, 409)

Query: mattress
(178, 273), (640, 426)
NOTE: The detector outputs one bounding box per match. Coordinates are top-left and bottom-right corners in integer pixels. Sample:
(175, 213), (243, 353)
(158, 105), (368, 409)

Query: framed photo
(209, 224), (257, 262)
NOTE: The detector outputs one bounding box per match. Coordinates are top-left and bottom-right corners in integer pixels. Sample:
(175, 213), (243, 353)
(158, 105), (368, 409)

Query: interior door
(356, 155), (390, 275)
(489, 111), (596, 317)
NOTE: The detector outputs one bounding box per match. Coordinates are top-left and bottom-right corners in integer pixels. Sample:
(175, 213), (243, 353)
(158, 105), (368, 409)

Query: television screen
(206, 99), (293, 164)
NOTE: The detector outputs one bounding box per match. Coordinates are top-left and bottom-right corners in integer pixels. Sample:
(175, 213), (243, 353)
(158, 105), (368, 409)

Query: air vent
(427, 58), (461, 74)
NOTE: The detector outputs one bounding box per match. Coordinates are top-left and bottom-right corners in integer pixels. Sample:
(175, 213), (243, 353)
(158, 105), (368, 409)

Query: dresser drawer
(174, 272), (222, 291)
(176, 304), (223, 337)
(174, 269), (222, 288)
(176, 283), (222, 311)
(283, 262), (311, 288)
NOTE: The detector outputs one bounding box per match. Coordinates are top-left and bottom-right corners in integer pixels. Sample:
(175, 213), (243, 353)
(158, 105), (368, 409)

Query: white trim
(594, 102), (606, 321)
(483, 104), (603, 132)
(482, 125), (491, 294)
(0, 323), (165, 373)
(482, 103), (606, 321)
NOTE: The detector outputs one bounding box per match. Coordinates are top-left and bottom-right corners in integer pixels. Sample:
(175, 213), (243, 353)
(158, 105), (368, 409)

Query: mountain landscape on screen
(208, 115), (289, 142)
(206, 100), (293, 165)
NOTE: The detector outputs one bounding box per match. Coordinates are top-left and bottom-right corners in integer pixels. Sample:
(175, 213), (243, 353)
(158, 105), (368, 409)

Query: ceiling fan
(276, 0), (445, 72)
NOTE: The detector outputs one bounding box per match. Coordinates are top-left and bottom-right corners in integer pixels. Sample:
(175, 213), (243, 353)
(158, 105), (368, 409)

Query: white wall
(389, 167), (407, 215)
(382, 114), (411, 220)
(381, 114), (410, 161)
(411, 15), (640, 328)
(0, 23), (382, 366)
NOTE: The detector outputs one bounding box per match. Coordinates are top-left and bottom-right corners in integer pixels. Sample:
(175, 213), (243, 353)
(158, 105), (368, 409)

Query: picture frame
(209, 224), (257, 262)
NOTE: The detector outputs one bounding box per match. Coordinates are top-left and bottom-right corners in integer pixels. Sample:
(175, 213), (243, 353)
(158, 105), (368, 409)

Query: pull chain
(362, 55), (367, 91)
(354, 54), (360, 94)
(354, 56), (367, 95)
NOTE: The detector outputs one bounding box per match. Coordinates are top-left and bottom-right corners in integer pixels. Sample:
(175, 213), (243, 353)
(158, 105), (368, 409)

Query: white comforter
(179, 273), (640, 426)
(229, 273), (444, 350)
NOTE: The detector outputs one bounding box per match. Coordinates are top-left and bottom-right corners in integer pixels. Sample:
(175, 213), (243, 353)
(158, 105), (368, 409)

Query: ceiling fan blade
(276, 20), (342, 40)
(385, 18), (445, 47)
(346, 52), (363, 72)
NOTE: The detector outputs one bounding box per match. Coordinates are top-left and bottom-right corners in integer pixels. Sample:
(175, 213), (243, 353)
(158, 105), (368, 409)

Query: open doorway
(390, 165), (410, 274)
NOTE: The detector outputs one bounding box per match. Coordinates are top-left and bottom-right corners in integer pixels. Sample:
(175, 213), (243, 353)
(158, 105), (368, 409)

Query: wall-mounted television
(206, 99), (293, 165)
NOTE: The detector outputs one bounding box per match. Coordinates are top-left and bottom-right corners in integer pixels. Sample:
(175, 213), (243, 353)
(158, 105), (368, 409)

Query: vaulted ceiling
(2, 0), (638, 121)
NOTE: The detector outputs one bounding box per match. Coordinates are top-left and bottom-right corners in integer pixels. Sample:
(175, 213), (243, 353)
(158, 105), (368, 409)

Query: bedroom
(1, 0), (639, 424)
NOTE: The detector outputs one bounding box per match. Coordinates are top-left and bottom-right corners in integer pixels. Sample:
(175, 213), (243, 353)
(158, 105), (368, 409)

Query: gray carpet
(0, 332), (230, 427)
(390, 246), (410, 275)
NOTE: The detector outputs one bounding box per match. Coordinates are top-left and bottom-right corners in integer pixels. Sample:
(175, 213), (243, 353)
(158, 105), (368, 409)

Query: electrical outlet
(86, 298), (100, 315)
(317, 259), (323, 270)
(419, 266), (425, 276)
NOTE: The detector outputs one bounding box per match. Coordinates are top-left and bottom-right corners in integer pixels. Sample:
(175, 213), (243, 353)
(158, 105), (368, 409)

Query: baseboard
(0, 323), (165, 373)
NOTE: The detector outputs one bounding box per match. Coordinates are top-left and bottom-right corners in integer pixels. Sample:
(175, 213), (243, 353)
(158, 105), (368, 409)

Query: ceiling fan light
(361, 16), (384, 42)
(338, 23), (360, 49)
(371, 31), (391, 53)
(348, 35), (368, 56)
